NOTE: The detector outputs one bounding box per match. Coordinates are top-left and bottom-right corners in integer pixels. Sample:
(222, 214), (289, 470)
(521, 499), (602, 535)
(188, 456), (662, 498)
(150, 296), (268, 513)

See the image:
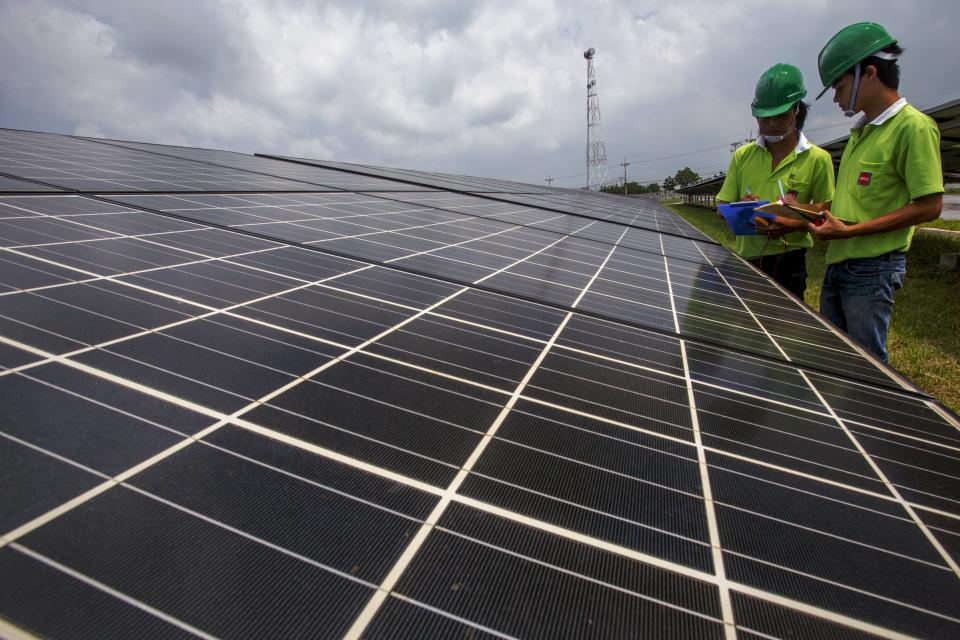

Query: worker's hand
(754, 215), (803, 238)
(808, 209), (853, 239)
(782, 192), (800, 206)
(741, 193), (759, 201)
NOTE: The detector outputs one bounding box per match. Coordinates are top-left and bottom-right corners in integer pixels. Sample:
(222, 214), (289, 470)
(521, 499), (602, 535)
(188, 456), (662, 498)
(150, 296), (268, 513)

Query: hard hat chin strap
(844, 63), (861, 118)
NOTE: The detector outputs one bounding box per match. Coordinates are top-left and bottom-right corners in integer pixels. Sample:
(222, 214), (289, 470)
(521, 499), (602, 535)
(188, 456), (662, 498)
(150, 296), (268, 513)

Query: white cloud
(1, 0), (958, 186)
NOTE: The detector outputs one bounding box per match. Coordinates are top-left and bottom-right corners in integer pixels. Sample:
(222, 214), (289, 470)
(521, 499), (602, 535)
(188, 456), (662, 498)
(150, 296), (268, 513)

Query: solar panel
(0, 129), (333, 193)
(105, 190), (903, 387)
(262, 155), (554, 194)
(264, 154), (714, 243)
(364, 190), (697, 248)
(485, 192), (712, 242)
(81, 137), (439, 192)
(0, 174), (62, 193)
(1, 132), (959, 640)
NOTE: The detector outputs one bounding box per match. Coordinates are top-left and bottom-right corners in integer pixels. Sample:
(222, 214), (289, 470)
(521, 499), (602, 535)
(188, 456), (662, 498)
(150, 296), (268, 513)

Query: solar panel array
(1, 128), (959, 640)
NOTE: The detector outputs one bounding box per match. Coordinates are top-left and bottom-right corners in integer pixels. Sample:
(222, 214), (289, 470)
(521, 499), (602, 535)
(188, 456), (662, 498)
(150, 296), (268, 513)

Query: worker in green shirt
(809, 23), (943, 362)
(717, 63), (836, 298)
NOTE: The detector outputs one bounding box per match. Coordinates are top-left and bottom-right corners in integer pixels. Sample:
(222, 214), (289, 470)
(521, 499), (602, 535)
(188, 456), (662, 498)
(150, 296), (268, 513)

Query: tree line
(600, 166), (702, 195)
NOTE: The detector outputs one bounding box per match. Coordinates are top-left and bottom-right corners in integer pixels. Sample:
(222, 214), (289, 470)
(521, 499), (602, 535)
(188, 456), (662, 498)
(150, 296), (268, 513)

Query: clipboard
(717, 200), (775, 236)
(754, 201), (855, 226)
(754, 201), (823, 222)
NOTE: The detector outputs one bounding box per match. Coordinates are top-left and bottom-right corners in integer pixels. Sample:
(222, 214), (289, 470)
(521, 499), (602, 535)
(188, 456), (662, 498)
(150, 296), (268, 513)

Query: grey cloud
(1, 0), (958, 186)
(467, 95), (525, 128)
(353, 0), (480, 37)
(60, 0), (265, 98)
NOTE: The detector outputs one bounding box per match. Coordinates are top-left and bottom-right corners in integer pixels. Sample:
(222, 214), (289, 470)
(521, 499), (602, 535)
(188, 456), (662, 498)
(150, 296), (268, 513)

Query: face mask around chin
(761, 109), (797, 143)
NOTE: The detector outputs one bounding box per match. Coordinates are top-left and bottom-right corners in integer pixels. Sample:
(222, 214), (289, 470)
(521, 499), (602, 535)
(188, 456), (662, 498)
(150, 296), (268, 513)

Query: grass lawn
(667, 203), (960, 414)
(921, 218), (960, 232)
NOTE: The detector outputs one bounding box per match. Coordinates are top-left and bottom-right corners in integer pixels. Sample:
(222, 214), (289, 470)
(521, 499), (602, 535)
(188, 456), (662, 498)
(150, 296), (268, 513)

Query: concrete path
(943, 194), (960, 221)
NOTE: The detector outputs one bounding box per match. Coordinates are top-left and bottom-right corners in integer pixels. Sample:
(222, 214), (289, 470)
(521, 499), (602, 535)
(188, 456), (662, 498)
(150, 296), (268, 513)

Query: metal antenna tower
(584, 47), (608, 190)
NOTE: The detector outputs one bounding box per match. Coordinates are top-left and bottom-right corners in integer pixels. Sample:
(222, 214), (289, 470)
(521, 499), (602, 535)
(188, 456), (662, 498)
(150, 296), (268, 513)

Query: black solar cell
(1, 134), (958, 640)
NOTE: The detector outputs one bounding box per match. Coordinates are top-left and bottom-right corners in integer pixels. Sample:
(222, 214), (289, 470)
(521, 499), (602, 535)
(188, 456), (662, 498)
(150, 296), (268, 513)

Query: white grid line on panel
(7, 543), (218, 640)
(3, 292), (958, 528)
(1, 277), (485, 555)
(3, 274), (956, 524)
(799, 370), (960, 577)
(0, 616), (37, 640)
(435, 524), (726, 627)
(342, 210), (630, 636)
(341, 313), (576, 639)
(114, 198), (861, 355)
(3, 186), (956, 636)
(387, 593), (519, 639)
(694, 241), (906, 391)
(724, 547), (960, 625)
(662, 228), (735, 635)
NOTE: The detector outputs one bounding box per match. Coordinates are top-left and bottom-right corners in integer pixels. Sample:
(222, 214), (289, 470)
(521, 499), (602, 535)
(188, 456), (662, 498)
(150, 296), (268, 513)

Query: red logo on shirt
(858, 172), (872, 186)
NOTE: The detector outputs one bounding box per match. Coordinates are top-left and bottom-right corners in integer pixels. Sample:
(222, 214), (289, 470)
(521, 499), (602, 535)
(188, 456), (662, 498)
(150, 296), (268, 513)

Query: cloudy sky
(1, 0), (957, 187)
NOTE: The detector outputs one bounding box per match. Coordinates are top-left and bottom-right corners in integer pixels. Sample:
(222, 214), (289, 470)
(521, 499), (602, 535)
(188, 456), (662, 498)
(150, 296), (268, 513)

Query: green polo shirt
(826, 101), (944, 265)
(717, 134), (835, 259)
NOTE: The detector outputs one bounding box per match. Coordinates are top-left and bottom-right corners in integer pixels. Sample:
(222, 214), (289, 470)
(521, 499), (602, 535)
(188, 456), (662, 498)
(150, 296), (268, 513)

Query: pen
(777, 178), (786, 202)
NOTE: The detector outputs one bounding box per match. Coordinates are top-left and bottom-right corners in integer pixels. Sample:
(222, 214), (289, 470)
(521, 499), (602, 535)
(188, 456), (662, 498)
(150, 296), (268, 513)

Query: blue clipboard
(718, 200), (775, 236)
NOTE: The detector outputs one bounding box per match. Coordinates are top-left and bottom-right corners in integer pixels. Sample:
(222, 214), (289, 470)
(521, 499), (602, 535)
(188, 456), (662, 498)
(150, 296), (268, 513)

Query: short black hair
(795, 101), (809, 131)
(845, 43), (904, 90)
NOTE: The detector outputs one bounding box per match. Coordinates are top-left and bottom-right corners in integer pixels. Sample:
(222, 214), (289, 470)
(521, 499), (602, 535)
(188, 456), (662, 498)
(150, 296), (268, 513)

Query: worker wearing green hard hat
(807, 22), (943, 363)
(815, 22), (898, 111)
(717, 63), (835, 298)
(752, 63), (807, 118)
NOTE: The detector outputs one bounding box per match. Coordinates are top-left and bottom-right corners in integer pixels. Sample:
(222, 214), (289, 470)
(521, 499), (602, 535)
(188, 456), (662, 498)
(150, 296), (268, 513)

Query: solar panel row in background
(0, 174), (62, 192)
(263, 155), (557, 194)
(79, 137), (442, 193)
(1, 129), (959, 640)
(266, 154), (709, 240)
(104, 189), (901, 387)
(0, 129), (440, 193)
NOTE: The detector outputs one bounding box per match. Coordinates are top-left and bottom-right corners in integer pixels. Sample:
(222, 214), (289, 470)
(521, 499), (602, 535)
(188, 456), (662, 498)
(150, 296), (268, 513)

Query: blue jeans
(819, 253), (906, 362)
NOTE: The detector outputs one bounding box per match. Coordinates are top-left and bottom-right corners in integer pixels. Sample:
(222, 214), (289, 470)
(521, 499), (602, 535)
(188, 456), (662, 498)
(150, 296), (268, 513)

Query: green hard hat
(816, 22), (897, 98)
(751, 63), (807, 117)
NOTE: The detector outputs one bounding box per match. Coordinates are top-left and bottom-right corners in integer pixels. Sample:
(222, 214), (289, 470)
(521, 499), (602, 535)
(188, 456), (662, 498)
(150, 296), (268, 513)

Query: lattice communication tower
(584, 47), (608, 190)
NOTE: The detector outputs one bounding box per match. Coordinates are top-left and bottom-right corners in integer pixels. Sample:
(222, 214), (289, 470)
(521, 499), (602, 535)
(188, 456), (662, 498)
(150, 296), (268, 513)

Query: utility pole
(584, 47), (608, 190)
(620, 158), (631, 195)
(730, 130), (757, 153)
(545, 175), (554, 186)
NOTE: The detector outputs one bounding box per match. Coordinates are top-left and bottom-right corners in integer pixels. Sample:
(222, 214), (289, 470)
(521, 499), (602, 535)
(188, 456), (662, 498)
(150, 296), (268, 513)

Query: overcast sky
(1, 0), (957, 187)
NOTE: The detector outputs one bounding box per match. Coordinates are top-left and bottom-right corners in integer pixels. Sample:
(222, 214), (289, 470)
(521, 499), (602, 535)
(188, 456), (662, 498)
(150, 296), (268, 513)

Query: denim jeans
(819, 252), (906, 362)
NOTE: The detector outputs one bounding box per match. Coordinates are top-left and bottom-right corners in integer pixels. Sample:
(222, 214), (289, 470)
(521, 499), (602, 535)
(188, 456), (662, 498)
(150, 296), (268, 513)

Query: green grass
(920, 218), (960, 232)
(668, 203), (960, 413)
(673, 204), (736, 250)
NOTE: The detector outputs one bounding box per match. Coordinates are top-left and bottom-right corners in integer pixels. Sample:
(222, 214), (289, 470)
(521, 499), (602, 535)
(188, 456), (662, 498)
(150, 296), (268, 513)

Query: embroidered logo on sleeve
(858, 172), (872, 186)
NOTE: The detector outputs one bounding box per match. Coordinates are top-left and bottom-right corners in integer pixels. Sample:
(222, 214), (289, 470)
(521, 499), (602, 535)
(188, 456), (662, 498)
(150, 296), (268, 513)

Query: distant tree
(673, 167), (701, 188)
(602, 181), (650, 195)
(646, 182), (661, 193)
(662, 176), (677, 191)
